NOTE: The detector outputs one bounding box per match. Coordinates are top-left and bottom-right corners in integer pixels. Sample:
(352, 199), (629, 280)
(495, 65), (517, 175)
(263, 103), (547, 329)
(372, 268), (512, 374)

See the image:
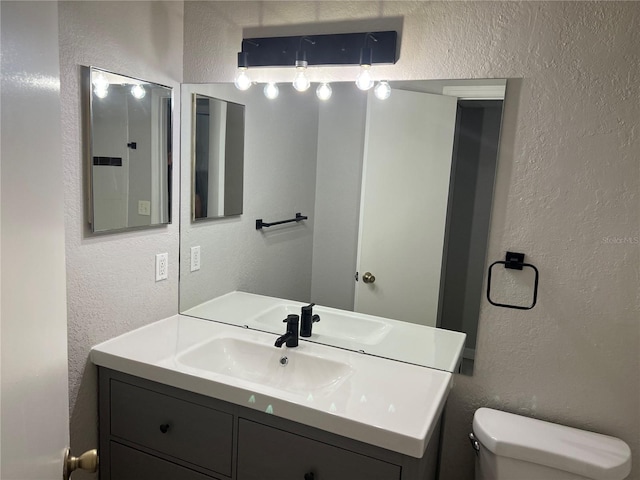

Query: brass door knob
(63, 448), (98, 480)
(362, 272), (376, 284)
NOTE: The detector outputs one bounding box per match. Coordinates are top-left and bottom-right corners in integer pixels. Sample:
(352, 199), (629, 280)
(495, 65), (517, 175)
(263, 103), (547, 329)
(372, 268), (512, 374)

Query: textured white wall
(183, 2), (639, 479)
(59, 1), (183, 474)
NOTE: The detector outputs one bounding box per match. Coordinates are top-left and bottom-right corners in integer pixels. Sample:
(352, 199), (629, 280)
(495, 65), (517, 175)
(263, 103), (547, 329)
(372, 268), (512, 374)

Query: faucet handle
(283, 314), (299, 327)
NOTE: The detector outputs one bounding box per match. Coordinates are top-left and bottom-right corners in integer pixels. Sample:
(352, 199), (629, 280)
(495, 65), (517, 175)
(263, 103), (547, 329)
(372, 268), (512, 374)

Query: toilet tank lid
(473, 408), (631, 480)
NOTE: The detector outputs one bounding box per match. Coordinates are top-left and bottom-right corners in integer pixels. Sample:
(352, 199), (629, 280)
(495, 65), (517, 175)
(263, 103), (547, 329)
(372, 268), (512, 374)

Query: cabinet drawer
(237, 419), (401, 480)
(110, 442), (219, 480)
(110, 380), (233, 476)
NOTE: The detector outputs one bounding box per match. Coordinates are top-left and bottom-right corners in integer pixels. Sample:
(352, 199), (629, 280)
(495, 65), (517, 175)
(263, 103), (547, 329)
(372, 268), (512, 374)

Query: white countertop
(91, 314), (452, 458)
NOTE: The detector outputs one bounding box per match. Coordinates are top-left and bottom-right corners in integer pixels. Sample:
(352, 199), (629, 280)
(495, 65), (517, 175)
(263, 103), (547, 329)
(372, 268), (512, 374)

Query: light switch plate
(190, 246), (201, 272)
(138, 200), (151, 216)
(155, 253), (168, 281)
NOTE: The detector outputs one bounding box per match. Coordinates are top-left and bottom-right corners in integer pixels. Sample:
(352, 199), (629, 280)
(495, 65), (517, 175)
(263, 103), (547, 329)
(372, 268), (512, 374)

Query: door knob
(362, 272), (376, 284)
(63, 448), (98, 480)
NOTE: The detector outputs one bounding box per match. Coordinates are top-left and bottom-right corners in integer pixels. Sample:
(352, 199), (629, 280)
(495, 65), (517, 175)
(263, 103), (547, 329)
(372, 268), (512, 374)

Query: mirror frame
(191, 93), (245, 221)
(83, 66), (173, 234)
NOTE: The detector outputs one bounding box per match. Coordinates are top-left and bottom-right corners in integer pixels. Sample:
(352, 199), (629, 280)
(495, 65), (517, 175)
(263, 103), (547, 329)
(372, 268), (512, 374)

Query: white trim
(442, 85), (506, 100)
(151, 89), (171, 224)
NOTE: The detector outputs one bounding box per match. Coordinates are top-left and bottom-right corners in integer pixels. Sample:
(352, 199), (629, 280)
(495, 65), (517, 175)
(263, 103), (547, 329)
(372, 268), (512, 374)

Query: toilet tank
(472, 408), (631, 480)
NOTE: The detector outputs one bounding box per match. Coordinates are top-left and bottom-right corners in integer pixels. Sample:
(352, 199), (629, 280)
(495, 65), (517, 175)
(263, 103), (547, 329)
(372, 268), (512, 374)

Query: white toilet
(471, 408), (632, 480)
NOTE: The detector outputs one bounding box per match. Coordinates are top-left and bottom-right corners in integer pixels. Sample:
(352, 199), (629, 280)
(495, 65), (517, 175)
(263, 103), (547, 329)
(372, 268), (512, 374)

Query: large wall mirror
(84, 67), (172, 233)
(179, 79), (507, 375)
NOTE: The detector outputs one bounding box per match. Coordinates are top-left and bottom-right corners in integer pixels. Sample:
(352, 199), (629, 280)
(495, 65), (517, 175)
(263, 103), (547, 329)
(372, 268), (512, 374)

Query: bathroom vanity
(99, 368), (441, 480)
(91, 315), (456, 480)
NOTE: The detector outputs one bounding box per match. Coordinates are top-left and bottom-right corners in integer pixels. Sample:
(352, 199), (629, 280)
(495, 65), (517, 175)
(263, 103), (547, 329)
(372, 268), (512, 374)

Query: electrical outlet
(155, 253), (168, 281)
(190, 246), (201, 272)
(138, 200), (151, 216)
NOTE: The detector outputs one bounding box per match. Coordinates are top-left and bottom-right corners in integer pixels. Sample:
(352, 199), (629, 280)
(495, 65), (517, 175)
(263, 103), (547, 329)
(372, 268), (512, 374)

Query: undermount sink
(250, 304), (392, 345)
(176, 337), (353, 396)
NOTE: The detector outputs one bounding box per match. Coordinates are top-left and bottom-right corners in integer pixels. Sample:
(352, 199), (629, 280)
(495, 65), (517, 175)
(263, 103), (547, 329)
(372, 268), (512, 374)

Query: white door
(1, 2), (70, 478)
(354, 89), (458, 326)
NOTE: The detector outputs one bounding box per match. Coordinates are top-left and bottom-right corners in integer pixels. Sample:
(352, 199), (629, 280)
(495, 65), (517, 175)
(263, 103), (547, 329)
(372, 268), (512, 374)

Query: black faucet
(300, 303), (320, 337)
(275, 314), (299, 348)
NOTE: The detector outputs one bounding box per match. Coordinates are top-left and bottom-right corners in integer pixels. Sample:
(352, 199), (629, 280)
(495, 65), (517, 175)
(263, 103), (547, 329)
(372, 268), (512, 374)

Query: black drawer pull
(304, 473), (314, 480)
(159, 423), (170, 434)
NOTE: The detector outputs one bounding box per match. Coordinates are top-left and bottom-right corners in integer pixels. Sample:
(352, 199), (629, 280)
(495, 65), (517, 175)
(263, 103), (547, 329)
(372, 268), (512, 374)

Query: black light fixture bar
(241, 31), (398, 67)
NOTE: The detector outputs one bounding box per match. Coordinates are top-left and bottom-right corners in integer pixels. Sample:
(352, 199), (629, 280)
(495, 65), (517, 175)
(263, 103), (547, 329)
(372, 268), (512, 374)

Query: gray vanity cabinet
(110, 379), (233, 475)
(237, 419), (402, 480)
(98, 368), (440, 480)
(110, 442), (217, 480)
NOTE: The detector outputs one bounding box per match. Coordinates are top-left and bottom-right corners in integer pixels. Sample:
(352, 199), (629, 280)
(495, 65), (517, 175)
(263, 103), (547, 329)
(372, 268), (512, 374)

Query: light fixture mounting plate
(241, 31), (398, 67)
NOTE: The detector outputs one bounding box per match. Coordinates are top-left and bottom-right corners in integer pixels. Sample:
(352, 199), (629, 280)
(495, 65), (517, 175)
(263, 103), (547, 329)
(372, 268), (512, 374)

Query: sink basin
(182, 291), (466, 372)
(176, 337), (353, 396)
(250, 304), (391, 345)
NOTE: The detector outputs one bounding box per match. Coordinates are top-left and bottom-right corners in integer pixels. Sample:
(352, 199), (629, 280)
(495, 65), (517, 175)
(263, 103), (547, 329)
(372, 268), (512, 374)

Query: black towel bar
(256, 213), (307, 230)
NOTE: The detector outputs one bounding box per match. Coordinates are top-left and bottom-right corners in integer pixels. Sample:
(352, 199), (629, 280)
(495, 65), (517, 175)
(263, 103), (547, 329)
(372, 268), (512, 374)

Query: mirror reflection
(85, 67), (172, 233)
(193, 94), (245, 220)
(179, 79), (506, 374)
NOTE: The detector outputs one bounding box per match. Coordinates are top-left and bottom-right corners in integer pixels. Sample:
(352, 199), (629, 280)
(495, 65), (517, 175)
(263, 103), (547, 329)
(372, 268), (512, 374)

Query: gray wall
(180, 84), (319, 310)
(91, 86), (130, 231)
(91, 85), (155, 230)
(462, 105), (503, 348)
(440, 103), (502, 351)
(181, 82), (365, 313)
(311, 84), (367, 310)
(59, 2), (183, 477)
(126, 91), (153, 228)
(183, 2), (640, 480)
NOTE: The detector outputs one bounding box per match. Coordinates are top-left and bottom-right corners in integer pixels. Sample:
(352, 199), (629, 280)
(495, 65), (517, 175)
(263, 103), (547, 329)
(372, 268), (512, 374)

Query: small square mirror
(84, 66), (173, 233)
(192, 93), (245, 220)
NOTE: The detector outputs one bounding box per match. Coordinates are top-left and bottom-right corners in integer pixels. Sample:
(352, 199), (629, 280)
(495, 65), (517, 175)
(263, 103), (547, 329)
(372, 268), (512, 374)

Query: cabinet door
(110, 442), (219, 480)
(237, 419), (401, 480)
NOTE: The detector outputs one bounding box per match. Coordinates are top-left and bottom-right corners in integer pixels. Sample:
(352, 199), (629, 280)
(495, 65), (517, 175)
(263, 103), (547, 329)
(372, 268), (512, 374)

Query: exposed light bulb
(234, 68), (252, 91)
(355, 65), (374, 91)
(264, 82), (279, 99)
(292, 60), (310, 92)
(130, 84), (146, 99)
(92, 72), (109, 90)
(92, 72), (109, 98)
(94, 86), (109, 99)
(374, 81), (391, 100)
(316, 83), (332, 101)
